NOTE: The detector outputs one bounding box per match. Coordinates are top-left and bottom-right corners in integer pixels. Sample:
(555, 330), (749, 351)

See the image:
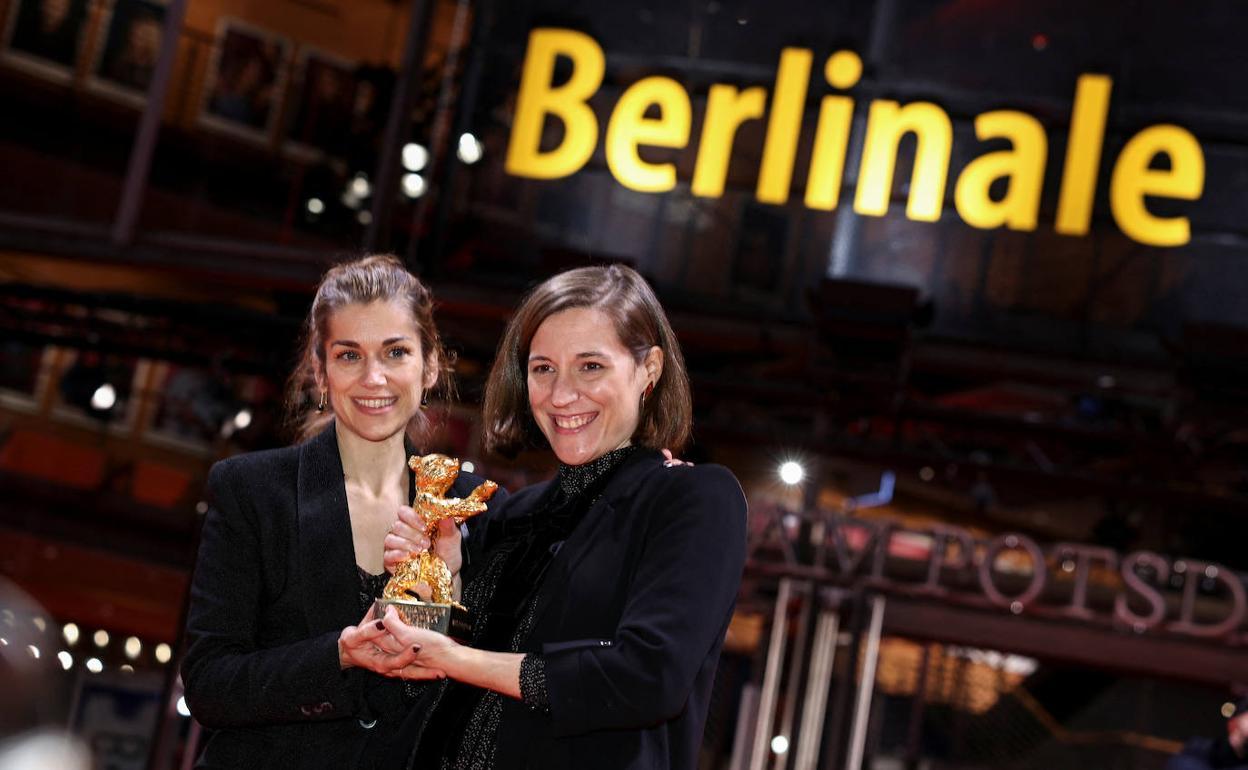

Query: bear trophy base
(374, 597), (473, 640)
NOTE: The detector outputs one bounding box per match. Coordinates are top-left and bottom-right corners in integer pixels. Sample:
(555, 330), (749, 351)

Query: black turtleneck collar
(555, 445), (638, 499)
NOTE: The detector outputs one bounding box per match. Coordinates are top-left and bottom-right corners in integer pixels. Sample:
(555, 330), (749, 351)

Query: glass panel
(0, 0), (143, 224)
(862, 636), (1231, 770)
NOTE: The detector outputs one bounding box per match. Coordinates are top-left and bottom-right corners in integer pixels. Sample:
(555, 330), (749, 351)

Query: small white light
(778, 461), (805, 486)
(124, 637), (142, 660)
(120, 664), (134, 674)
(918, 466), (935, 482)
(195, 501), (209, 515)
(155, 643), (172, 664)
(357, 210), (373, 226)
(176, 696), (192, 718)
(402, 173), (426, 199)
(1224, 702), (1237, 719)
(232, 409), (252, 430)
(457, 133), (483, 165)
(93, 630), (109, 648)
(32, 617), (47, 632)
(305, 197), (325, 215)
(27, 645), (40, 659)
(402, 142), (429, 172)
(58, 651), (73, 670)
(770, 735), (789, 754)
(350, 173), (371, 198)
(63, 622), (79, 645)
(0, 637), (8, 646)
(1096, 374), (1116, 389)
(90, 383), (117, 411)
(461, 461), (475, 474)
(341, 189), (362, 210)
(86, 657), (103, 673)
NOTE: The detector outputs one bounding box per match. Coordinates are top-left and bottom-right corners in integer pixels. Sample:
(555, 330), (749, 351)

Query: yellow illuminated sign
(505, 28), (1206, 248)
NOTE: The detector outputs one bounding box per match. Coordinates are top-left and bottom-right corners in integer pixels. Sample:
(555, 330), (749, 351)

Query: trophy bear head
(409, 453), (460, 496)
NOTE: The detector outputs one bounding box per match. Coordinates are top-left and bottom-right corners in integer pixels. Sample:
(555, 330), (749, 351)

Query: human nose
(549, 371), (578, 408)
(362, 356), (386, 387)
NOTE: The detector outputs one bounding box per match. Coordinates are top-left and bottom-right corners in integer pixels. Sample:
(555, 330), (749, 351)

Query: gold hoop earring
(317, 389), (327, 413)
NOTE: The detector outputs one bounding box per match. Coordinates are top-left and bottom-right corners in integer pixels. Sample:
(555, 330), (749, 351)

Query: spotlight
(58, 651), (73, 670)
(357, 210), (373, 226)
(457, 133), (483, 165)
(461, 461), (475, 474)
(350, 173), (371, 199)
(402, 142), (429, 172)
(770, 735), (789, 754)
(124, 636), (141, 660)
(27, 645), (39, 659)
(86, 657), (103, 673)
(176, 696), (191, 718)
(155, 643), (172, 664)
(32, 617), (46, 632)
(232, 409), (252, 431)
(402, 173), (427, 199)
(90, 383), (117, 411)
(305, 197), (325, 215)
(778, 461), (805, 486)
(93, 630), (109, 647)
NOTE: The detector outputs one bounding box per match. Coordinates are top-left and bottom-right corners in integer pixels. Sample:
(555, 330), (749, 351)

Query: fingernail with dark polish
(375, 620), (385, 630)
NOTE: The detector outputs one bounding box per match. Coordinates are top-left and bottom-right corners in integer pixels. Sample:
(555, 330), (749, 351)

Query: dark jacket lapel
(296, 423), (361, 633)
(526, 449), (661, 631)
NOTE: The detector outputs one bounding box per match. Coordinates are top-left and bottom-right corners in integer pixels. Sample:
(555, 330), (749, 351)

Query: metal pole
(793, 607), (839, 770)
(111, 0), (189, 246)
(772, 583), (814, 770)
(364, 0), (435, 253)
(406, 0), (472, 268)
(845, 595), (886, 770)
(748, 577), (794, 770)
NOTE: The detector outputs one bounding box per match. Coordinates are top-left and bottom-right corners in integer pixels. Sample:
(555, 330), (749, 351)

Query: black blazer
(399, 448), (747, 770)
(182, 423), (506, 770)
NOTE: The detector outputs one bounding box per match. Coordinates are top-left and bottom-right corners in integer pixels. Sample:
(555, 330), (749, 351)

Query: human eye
(529, 362), (554, 376)
(335, 349), (361, 361)
(386, 346), (411, 359)
(580, 360), (606, 372)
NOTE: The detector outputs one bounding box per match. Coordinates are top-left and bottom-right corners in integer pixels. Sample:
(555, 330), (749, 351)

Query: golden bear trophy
(375, 454), (497, 636)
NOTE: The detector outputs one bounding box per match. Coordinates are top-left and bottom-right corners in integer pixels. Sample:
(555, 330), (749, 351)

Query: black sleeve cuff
(518, 654), (549, 712)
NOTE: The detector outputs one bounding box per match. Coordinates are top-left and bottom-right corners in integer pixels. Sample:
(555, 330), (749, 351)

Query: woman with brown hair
(181, 254), (505, 769)
(382, 264), (747, 770)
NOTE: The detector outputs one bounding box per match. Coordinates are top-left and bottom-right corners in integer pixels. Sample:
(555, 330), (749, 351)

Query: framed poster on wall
(86, 0), (167, 103)
(284, 46), (356, 160)
(199, 17), (290, 143)
(0, 0), (91, 82)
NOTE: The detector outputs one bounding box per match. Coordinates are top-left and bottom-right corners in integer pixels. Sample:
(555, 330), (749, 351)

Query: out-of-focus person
(1168, 699), (1248, 770)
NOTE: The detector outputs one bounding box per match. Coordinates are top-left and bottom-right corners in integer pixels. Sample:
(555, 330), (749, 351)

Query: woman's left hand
(661, 448), (693, 467)
(379, 611), (457, 681)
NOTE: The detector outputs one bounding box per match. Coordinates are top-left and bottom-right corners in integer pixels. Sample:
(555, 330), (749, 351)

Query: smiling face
(526, 307), (661, 466)
(320, 300), (435, 443)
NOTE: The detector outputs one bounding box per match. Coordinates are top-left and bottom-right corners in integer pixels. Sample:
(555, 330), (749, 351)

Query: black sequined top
(412, 445), (638, 770)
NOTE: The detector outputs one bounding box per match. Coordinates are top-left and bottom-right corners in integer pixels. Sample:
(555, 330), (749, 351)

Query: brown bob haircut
(285, 254), (452, 445)
(482, 263), (692, 458)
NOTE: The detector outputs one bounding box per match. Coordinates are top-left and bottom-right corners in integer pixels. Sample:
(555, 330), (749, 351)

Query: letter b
(505, 28), (605, 180)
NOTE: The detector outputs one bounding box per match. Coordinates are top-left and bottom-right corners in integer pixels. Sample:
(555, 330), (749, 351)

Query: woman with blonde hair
(182, 254), (505, 769)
